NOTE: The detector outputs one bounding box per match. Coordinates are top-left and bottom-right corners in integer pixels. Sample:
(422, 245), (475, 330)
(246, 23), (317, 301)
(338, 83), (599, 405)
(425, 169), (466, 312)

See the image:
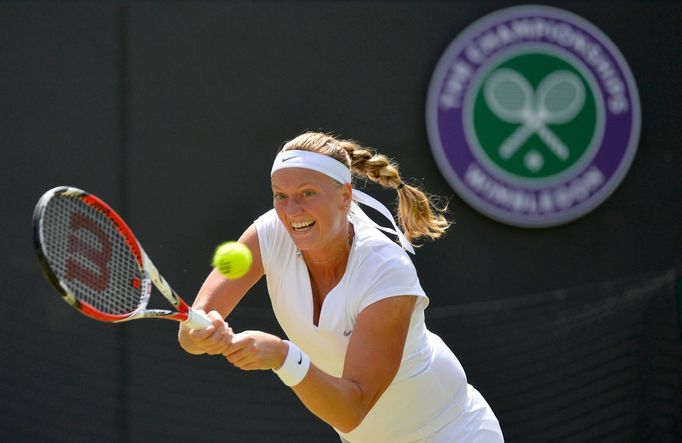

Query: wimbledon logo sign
(426, 6), (640, 227)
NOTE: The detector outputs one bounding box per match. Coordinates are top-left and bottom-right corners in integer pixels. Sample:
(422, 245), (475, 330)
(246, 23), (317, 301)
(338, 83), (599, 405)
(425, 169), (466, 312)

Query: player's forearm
(291, 365), (382, 433)
(193, 269), (250, 317)
(193, 223), (263, 318)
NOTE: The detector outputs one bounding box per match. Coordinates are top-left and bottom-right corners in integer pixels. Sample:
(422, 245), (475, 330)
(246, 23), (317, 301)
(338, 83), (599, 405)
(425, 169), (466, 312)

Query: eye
(302, 189), (316, 197)
(273, 192), (287, 201)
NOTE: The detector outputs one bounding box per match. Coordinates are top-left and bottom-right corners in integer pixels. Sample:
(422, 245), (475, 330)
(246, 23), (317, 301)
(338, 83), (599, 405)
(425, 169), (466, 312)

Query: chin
(289, 231), (316, 251)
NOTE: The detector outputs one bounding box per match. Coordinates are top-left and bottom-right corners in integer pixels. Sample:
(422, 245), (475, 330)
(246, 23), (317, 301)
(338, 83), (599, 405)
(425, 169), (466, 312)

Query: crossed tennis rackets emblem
(483, 68), (586, 171)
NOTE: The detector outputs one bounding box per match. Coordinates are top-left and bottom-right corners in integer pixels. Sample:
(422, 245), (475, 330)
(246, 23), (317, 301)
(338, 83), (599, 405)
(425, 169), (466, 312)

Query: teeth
(291, 220), (315, 230)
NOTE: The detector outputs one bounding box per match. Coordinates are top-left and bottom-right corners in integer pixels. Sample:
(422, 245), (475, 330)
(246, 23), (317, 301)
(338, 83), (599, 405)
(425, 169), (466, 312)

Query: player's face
(271, 168), (352, 254)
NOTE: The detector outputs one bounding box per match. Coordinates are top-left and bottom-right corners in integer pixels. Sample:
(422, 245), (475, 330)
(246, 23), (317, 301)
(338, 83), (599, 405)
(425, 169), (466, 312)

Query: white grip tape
(184, 309), (212, 330)
(273, 340), (310, 386)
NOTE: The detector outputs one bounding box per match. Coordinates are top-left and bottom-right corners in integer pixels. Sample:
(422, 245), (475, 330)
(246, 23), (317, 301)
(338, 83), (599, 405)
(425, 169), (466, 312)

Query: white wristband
(273, 340), (310, 386)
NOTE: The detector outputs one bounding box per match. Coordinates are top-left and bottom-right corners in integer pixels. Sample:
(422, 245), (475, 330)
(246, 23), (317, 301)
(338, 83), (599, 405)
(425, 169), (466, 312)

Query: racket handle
(184, 309), (213, 330)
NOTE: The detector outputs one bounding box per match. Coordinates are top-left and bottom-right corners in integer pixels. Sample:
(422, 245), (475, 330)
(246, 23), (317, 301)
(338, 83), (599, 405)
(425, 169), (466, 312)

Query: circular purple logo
(426, 5), (640, 227)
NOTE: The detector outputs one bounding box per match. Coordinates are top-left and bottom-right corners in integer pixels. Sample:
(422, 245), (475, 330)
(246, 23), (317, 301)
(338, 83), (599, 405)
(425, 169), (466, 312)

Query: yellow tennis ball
(212, 241), (252, 279)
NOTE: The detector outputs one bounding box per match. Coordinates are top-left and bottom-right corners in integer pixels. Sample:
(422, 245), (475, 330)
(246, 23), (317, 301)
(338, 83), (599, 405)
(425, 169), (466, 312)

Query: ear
(341, 183), (353, 209)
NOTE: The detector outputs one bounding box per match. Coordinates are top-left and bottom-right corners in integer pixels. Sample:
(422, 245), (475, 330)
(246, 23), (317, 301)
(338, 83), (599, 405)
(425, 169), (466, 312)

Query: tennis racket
(484, 68), (584, 161)
(32, 186), (212, 329)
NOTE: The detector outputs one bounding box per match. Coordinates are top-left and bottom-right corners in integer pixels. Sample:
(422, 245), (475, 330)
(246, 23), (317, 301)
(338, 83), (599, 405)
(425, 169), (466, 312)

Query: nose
(285, 196), (301, 216)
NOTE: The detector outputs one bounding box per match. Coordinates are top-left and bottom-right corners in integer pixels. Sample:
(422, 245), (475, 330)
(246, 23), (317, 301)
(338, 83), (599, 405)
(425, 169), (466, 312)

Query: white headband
(271, 150), (415, 254)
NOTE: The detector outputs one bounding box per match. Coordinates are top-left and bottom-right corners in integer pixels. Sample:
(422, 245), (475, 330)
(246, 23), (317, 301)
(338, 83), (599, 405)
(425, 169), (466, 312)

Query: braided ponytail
(281, 132), (452, 243)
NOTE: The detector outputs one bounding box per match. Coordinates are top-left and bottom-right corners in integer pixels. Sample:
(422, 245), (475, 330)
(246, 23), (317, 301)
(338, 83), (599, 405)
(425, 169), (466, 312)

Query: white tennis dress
(254, 209), (503, 443)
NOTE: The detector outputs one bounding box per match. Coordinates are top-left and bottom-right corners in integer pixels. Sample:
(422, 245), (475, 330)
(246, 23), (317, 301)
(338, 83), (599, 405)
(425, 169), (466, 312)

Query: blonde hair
(281, 132), (451, 243)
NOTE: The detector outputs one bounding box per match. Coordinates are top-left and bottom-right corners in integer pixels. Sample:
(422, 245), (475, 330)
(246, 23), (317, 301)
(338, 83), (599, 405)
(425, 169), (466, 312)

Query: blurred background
(1, 1), (680, 442)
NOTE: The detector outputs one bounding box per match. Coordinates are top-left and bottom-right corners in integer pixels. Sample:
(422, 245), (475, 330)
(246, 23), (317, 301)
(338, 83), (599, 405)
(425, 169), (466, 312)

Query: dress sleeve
(253, 209), (283, 275)
(357, 251), (429, 313)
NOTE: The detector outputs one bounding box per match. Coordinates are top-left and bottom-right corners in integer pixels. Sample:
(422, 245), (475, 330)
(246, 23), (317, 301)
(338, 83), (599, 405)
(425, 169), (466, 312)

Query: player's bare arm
(290, 295), (417, 433)
(178, 224), (264, 355)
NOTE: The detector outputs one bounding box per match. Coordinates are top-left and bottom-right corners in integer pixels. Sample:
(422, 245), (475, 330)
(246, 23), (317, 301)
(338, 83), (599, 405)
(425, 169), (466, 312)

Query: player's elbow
(333, 381), (382, 433)
(334, 412), (366, 434)
(331, 396), (368, 433)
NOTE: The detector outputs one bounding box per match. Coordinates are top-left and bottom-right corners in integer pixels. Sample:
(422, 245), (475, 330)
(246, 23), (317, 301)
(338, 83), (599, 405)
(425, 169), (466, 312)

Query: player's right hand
(178, 310), (234, 356)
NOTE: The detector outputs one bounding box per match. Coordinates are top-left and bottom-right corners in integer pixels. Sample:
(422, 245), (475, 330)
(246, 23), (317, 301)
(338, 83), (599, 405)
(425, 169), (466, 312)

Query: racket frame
(33, 186), (211, 329)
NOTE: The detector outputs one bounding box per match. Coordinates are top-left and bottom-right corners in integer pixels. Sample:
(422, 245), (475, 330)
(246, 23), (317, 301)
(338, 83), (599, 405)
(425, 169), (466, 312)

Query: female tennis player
(178, 132), (504, 442)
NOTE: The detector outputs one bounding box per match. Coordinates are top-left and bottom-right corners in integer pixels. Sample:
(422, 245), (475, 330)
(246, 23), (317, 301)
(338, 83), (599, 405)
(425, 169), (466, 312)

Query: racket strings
(544, 82), (578, 112)
(42, 196), (143, 315)
(493, 80), (527, 112)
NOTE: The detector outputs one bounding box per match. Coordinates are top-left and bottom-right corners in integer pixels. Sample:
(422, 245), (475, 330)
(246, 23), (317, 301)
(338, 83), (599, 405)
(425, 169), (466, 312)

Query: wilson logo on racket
(426, 5), (640, 228)
(65, 212), (112, 292)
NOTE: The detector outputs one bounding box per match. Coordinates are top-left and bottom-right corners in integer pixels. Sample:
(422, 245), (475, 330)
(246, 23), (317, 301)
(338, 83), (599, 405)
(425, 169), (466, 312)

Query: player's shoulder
(353, 222), (412, 269)
(255, 208), (278, 224)
(253, 208), (289, 249)
(254, 208), (283, 234)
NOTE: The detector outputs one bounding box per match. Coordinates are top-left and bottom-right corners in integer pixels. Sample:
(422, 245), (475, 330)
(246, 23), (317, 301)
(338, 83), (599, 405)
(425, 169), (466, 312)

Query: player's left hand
(179, 309), (234, 356)
(223, 330), (287, 371)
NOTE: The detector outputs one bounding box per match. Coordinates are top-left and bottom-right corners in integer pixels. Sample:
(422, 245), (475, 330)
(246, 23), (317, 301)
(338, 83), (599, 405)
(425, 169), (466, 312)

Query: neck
(302, 245), (347, 265)
(298, 224), (354, 266)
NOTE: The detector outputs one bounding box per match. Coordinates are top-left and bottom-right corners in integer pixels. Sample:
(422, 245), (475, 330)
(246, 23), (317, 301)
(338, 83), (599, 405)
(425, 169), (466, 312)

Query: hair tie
(397, 183), (405, 190)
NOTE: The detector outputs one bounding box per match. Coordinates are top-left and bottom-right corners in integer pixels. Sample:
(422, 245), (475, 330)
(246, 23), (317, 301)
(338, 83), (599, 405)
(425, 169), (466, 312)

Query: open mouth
(291, 220), (315, 231)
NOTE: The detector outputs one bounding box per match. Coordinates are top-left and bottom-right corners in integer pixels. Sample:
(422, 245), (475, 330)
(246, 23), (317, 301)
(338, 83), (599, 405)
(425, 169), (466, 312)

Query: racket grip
(184, 309), (213, 330)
